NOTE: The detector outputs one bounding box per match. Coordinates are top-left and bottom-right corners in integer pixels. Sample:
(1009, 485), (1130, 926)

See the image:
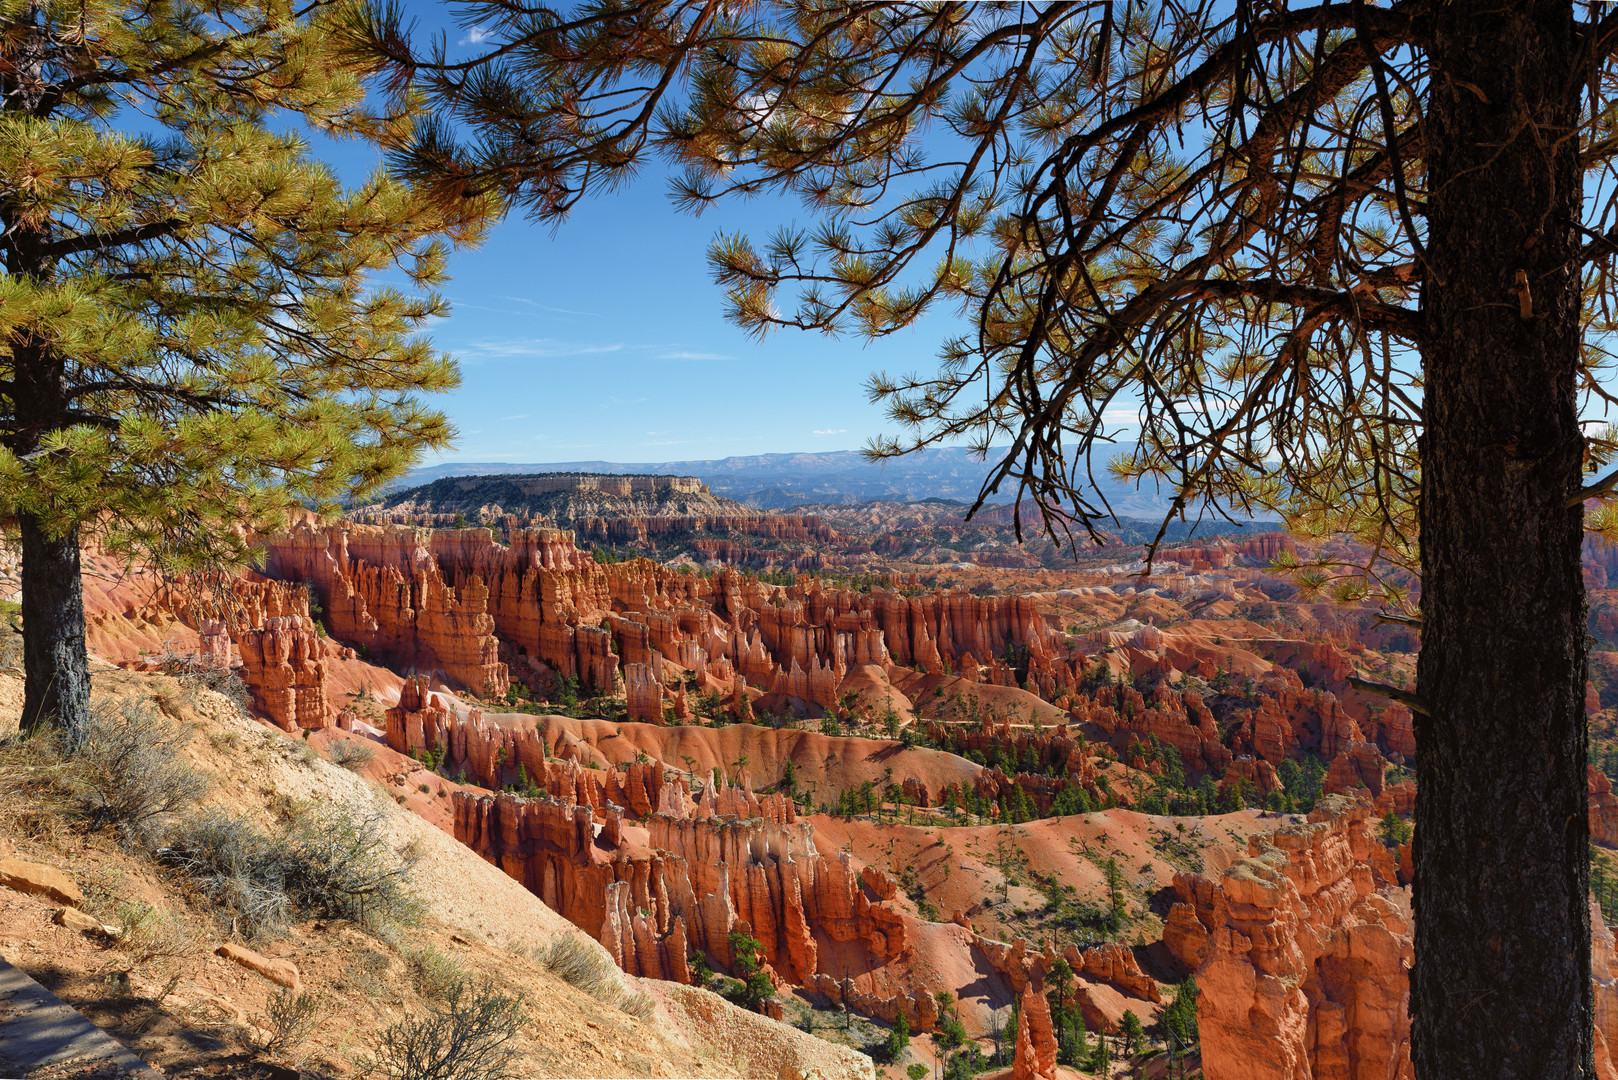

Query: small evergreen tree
(883, 1010), (910, 1063)
(1057, 1007), (1088, 1068)
(1379, 809), (1414, 848)
(1163, 976), (1200, 1052)
(996, 1001), (1018, 1067)
(1119, 1010), (1144, 1055)
(725, 931), (773, 1013)
(1104, 857), (1128, 933)
(881, 708), (902, 740)
(1090, 1030), (1111, 1075)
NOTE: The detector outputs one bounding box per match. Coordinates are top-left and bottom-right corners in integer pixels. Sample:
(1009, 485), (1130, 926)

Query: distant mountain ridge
(395, 447), (1213, 518)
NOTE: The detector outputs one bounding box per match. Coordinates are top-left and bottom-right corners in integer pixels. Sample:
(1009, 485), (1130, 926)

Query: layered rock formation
(266, 523), (509, 696)
(1167, 795), (1618, 1080)
(235, 615), (331, 731)
(1165, 795), (1411, 1080)
(1594, 766), (1618, 849)
(263, 522), (1060, 717)
(360, 472), (846, 569)
(449, 784), (931, 1026)
(165, 576), (337, 731)
(384, 676), (936, 1027)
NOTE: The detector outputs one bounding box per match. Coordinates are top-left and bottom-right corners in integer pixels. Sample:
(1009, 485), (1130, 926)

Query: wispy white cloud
(656, 350), (730, 361)
(496, 295), (601, 318)
(455, 338), (625, 360)
(812, 428), (847, 436)
(459, 24), (494, 45)
(497, 413), (530, 422)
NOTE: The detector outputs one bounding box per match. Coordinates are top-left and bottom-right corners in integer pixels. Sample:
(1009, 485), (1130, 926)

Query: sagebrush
(367, 977), (526, 1080)
(256, 988), (321, 1058)
(541, 933), (620, 999)
(540, 932), (650, 1018)
(72, 698), (211, 837)
(407, 946), (466, 1002)
(329, 739), (376, 771)
(156, 800), (420, 940)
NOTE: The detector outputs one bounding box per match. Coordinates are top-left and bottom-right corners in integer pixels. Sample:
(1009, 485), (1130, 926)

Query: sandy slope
(0, 668), (875, 1080)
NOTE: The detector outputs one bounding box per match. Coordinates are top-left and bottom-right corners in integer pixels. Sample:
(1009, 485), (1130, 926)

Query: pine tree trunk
(19, 513), (90, 734)
(1417, 0), (1591, 1075)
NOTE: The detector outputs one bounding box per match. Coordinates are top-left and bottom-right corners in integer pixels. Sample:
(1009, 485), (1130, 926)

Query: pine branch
(1571, 468), (1618, 507)
(42, 220), (184, 259)
(1346, 674), (1429, 715)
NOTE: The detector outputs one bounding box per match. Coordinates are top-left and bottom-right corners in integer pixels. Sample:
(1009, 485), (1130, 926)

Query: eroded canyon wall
(1168, 795), (1618, 1080)
(262, 522), (1059, 714)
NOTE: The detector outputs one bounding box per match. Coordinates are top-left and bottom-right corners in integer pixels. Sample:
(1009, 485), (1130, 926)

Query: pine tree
(883, 1009), (910, 1063)
(1090, 1030), (1111, 1076)
(1163, 976), (1200, 1053)
(3, 0), (489, 733)
(1119, 1010), (1143, 1056)
(1104, 857), (1127, 934)
(725, 930), (773, 1013)
(1379, 809), (1414, 848)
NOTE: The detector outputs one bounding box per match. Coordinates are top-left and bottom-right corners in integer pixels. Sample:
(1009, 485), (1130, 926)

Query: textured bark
(1418, 1), (1591, 1076)
(19, 515), (90, 734)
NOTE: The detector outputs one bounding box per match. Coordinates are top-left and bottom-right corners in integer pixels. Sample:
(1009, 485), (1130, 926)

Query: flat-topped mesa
(360, 471), (842, 565)
(372, 472), (729, 528)
(463, 473), (710, 497)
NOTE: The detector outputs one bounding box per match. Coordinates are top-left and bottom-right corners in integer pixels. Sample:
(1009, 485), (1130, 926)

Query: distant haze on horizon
(388, 447), (1246, 521)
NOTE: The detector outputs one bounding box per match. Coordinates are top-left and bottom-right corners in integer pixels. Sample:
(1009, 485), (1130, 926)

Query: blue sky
(310, 14), (974, 467)
(411, 184), (968, 465)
